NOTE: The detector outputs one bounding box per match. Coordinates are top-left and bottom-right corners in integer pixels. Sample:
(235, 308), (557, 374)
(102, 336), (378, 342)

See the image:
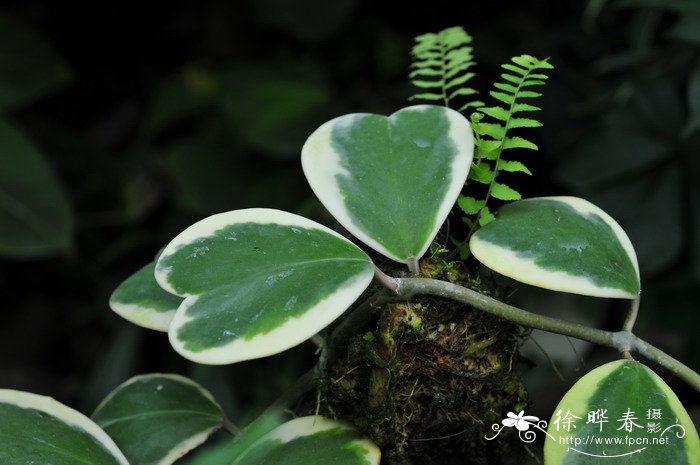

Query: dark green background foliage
(0, 1), (698, 462)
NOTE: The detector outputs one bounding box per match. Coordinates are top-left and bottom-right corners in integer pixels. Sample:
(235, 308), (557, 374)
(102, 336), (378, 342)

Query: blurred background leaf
(0, 13), (71, 111)
(0, 118), (73, 257)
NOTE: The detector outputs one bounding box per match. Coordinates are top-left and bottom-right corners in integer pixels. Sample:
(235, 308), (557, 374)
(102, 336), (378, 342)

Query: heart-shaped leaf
(470, 196), (640, 298)
(232, 416), (381, 465)
(110, 261), (183, 332)
(0, 389), (128, 464)
(544, 360), (700, 464)
(92, 374), (224, 465)
(302, 104), (473, 264)
(156, 208), (374, 364)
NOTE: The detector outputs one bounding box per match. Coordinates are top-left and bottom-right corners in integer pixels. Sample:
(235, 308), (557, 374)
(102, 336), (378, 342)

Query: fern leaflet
(409, 26), (483, 111)
(460, 54), (553, 232)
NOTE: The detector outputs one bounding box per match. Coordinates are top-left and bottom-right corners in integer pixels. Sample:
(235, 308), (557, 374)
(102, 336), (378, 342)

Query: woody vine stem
(369, 266), (700, 393)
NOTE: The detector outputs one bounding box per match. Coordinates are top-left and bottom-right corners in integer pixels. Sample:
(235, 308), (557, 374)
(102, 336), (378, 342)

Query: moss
(315, 252), (529, 465)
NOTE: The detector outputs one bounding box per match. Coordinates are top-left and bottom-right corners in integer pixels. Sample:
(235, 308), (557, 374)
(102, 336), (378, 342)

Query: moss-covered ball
(316, 257), (529, 465)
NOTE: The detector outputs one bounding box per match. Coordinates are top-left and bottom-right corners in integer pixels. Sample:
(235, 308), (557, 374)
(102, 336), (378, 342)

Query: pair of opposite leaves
(110, 104), (641, 365)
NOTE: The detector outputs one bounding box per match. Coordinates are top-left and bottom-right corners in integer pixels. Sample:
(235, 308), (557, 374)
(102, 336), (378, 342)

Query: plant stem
(407, 256), (421, 277)
(222, 416), (240, 435)
(621, 297), (641, 360)
(622, 297), (641, 332)
(310, 334), (324, 349)
(372, 270), (700, 393)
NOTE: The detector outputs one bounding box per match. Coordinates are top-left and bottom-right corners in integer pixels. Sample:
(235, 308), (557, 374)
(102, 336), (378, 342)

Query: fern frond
(465, 54), (552, 227)
(409, 26), (482, 111)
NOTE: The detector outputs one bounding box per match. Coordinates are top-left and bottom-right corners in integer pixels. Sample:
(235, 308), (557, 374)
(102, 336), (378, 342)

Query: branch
(373, 269), (700, 393)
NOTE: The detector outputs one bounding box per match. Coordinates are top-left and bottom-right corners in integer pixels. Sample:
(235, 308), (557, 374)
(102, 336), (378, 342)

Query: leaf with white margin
(470, 196), (640, 298)
(544, 360), (700, 465)
(184, 412), (284, 465)
(0, 389), (128, 464)
(156, 208), (374, 365)
(232, 416), (381, 465)
(110, 262), (183, 332)
(302, 104), (473, 264)
(92, 374), (224, 465)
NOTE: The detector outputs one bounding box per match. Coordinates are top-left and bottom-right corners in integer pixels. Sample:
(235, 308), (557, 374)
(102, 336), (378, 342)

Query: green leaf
(409, 26), (479, 108)
(410, 79), (442, 89)
(490, 91), (514, 105)
(409, 68), (443, 78)
(457, 101), (485, 111)
(156, 208), (374, 364)
(93, 374), (224, 465)
(409, 92), (443, 101)
(302, 105), (473, 263)
(512, 103), (541, 113)
(501, 73), (521, 84)
(470, 197), (641, 298)
(477, 139), (502, 153)
(232, 416), (380, 465)
(411, 59), (442, 69)
(0, 389), (128, 464)
(184, 413), (284, 465)
(512, 54), (552, 69)
(503, 136), (538, 150)
(0, 14), (71, 110)
(544, 360), (700, 465)
(445, 72), (475, 89)
(445, 62), (474, 80)
(448, 87), (478, 100)
(457, 195), (485, 215)
(477, 122), (506, 139)
(469, 163), (495, 184)
(478, 206), (495, 226)
(493, 82), (518, 93)
(508, 117), (543, 129)
(496, 160), (532, 175)
(479, 106), (509, 121)
(490, 182), (521, 201)
(0, 119), (74, 258)
(110, 261), (183, 332)
(501, 63), (527, 75)
(517, 90), (543, 98)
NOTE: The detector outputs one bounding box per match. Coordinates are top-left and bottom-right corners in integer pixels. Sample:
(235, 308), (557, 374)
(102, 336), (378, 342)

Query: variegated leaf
(302, 105), (473, 264)
(545, 360), (700, 464)
(156, 208), (374, 364)
(232, 416), (380, 465)
(470, 196), (640, 298)
(93, 374), (223, 465)
(110, 261), (183, 332)
(0, 389), (128, 464)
